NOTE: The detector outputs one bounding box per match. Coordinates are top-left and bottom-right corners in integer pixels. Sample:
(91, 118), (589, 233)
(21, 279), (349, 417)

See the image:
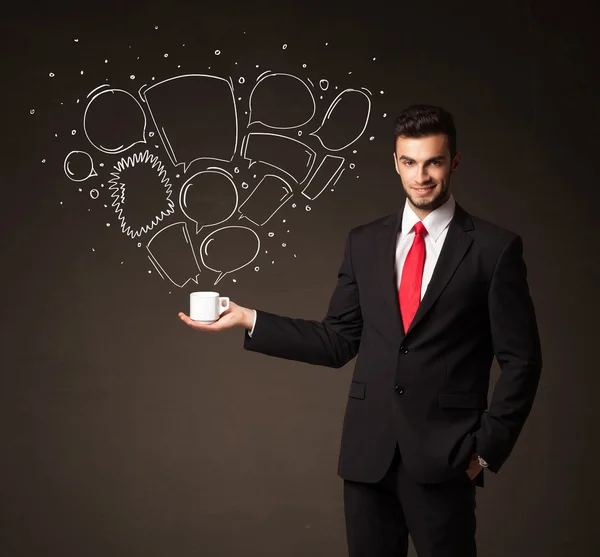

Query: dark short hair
(393, 105), (457, 158)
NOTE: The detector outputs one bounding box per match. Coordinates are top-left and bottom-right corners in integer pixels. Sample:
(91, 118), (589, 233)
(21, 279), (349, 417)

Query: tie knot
(413, 221), (427, 235)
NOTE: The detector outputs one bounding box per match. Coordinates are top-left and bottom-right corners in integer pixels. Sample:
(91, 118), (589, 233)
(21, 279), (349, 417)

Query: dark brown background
(1, 0), (597, 555)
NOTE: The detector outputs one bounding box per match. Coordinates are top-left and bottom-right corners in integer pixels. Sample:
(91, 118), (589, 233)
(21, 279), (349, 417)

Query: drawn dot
(99, 163), (104, 167)
(91, 248), (95, 252)
(71, 130), (76, 135)
(302, 63), (307, 68)
(149, 131), (154, 137)
(41, 159), (46, 163)
(54, 133), (57, 137)
(234, 167), (240, 173)
(325, 42), (329, 46)
(49, 72), (55, 77)
(30, 109), (35, 114)
(292, 203), (297, 208)
(319, 79), (329, 90)
(80, 70), (84, 75)
(372, 57), (376, 61)
(177, 65), (181, 68)
(282, 243), (286, 247)
(239, 77), (245, 84)
(104, 59), (108, 63)
(215, 49), (221, 55)
(238, 97), (242, 101)
(353, 150), (357, 154)
(298, 130), (303, 136)
(232, 278), (237, 283)
(282, 219), (286, 223)
(268, 232), (274, 237)
(242, 182), (249, 189)
(137, 243), (142, 247)
(282, 44), (287, 49)
(152, 77), (155, 80)
(155, 25), (158, 29)
(350, 163), (356, 169)
(369, 136), (374, 140)
(148, 270), (151, 273)
(106, 222), (111, 227)
(244, 111), (248, 115)
(305, 205), (311, 211)
(130, 75), (135, 79)
(271, 261), (275, 264)
(253, 174), (257, 178)
(164, 53), (168, 57)
(383, 113), (387, 117)
(380, 90), (384, 94)
(90, 189), (99, 199)
(254, 266), (259, 272)
(176, 174), (180, 178)
(74, 38), (79, 42)
(348, 71), (352, 75)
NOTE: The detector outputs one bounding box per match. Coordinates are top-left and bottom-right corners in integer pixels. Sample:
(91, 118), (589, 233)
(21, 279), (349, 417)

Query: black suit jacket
(243, 201), (542, 488)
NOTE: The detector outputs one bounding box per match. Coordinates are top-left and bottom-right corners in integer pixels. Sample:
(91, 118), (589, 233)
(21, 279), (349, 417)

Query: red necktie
(399, 221), (427, 333)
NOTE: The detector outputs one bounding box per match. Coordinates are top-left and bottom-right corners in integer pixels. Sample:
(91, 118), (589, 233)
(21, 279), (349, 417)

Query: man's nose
(415, 166), (430, 184)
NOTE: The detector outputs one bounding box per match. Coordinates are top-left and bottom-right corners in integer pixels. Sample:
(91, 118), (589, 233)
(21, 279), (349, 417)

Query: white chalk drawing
(84, 87), (147, 154)
(140, 74), (238, 172)
(200, 226), (261, 285)
(238, 174), (293, 226)
(310, 88), (372, 151)
(248, 72), (316, 129)
(108, 150), (175, 239)
(146, 221), (202, 287)
(243, 132), (316, 183)
(64, 150), (97, 182)
(179, 168), (239, 233)
(301, 155), (345, 200)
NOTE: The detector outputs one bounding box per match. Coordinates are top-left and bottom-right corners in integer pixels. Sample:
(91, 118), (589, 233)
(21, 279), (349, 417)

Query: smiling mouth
(412, 185), (435, 193)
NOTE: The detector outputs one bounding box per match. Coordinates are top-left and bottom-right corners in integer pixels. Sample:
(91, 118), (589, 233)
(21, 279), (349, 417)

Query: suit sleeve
(475, 234), (543, 472)
(242, 230), (363, 368)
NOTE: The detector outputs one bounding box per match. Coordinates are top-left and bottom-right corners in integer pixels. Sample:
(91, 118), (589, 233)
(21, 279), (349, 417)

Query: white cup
(190, 291), (230, 323)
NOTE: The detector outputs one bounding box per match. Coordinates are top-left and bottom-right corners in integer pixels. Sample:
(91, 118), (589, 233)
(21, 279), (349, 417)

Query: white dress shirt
(248, 195), (456, 336)
(395, 194), (456, 296)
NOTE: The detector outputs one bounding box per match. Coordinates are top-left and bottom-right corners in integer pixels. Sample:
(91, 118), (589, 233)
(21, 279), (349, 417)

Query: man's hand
(465, 453), (484, 480)
(178, 301), (255, 332)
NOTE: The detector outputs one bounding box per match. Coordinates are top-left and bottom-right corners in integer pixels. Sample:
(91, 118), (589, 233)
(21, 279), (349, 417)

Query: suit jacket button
(394, 385), (404, 394)
(400, 345), (409, 354)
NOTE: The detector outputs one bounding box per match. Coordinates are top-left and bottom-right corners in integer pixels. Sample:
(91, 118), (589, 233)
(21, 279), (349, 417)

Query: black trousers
(343, 443), (477, 557)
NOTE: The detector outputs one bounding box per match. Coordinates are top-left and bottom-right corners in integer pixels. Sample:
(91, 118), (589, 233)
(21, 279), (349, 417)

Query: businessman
(179, 104), (542, 557)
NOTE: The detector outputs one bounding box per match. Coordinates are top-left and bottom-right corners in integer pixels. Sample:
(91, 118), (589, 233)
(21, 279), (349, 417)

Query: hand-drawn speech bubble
(141, 74), (238, 172)
(200, 226), (260, 285)
(64, 150), (97, 182)
(179, 168), (239, 234)
(310, 88), (372, 151)
(146, 221), (201, 288)
(238, 174), (293, 226)
(249, 72), (316, 129)
(84, 87), (147, 154)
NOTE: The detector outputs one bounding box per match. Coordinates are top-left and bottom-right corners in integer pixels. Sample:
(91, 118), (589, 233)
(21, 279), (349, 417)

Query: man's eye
(430, 161), (441, 166)
(403, 160), (413, 166)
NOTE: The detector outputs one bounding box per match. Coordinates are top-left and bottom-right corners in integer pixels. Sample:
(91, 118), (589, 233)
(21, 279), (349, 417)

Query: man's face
(393, 134), (460, 217)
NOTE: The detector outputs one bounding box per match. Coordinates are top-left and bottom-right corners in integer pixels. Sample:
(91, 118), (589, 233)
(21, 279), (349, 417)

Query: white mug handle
(218, 297), (230, 315)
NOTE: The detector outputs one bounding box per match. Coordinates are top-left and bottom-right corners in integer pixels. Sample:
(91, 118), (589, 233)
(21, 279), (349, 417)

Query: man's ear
(451, 151), (461, 172)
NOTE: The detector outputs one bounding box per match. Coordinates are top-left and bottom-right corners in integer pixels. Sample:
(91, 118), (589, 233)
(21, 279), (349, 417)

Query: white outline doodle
(140, 74), (239, 172)
(83, 88), (147, 154)
(242, 132), (316, 184)
(64, 150), (98, 182)
(301, 155), (345, 200)
(108, 149), (175, 239)
(199, 226), (261, 285)
(310, 88), (372, 151)
(146, 221), (202, 287)
(179, 168), (239, 234)
(248, 72), (316, 129)
(238, 174), (293, 226)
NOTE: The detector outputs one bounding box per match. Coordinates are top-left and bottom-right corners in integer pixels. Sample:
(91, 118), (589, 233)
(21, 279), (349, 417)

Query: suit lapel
(375, 201), (474, 342)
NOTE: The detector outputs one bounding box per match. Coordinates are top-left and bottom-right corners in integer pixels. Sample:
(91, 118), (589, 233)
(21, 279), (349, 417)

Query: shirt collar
(401, 194), (456, 242)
